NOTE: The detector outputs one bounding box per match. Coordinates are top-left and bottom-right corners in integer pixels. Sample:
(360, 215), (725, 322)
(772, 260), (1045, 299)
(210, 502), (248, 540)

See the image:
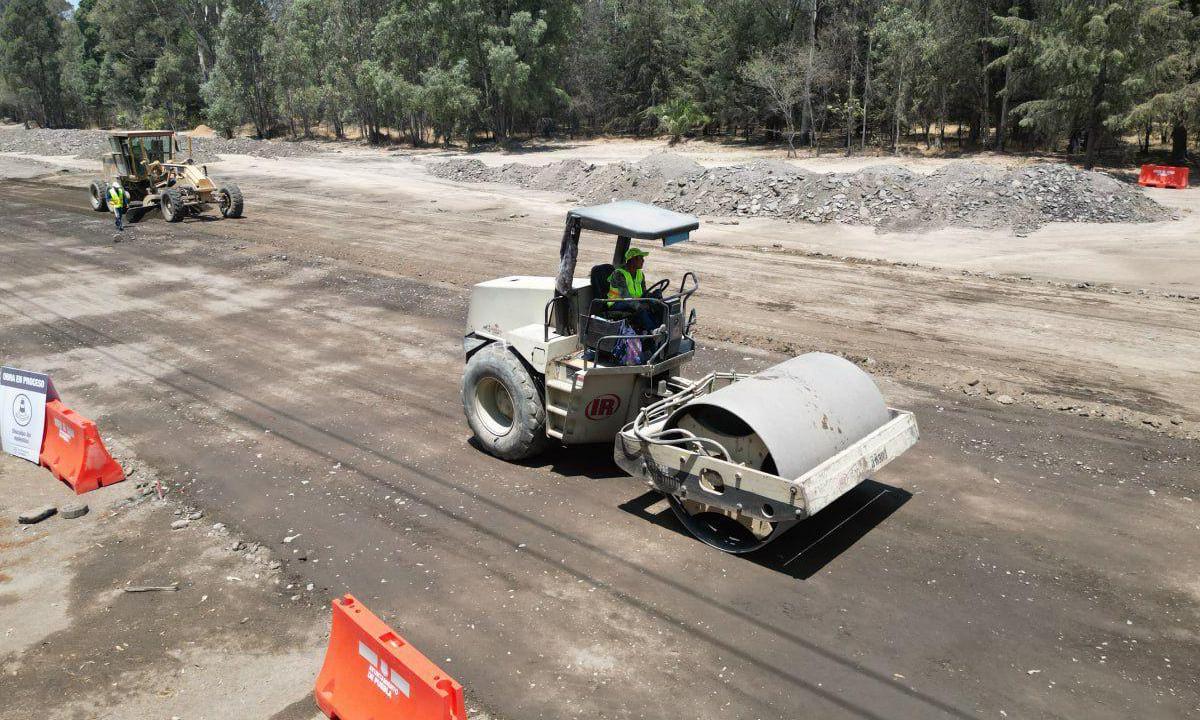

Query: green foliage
(0, 0), (65, 126)
(202, 71), (243, 138)
(202, 0), (273, 138)
(0, 0), (1196, 160)
(1119, 2), (1199, 129)
(740, 45), (806, 148)
(143, 43), (200, 129)
(140, 107), (168, 130)
(992, 0), (1192, 165)
(420, 60), (480, 146)
(646, 97), (711, 143)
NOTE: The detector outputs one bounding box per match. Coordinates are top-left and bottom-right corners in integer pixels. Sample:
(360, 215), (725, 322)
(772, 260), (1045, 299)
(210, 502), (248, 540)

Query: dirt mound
(0, 126), (327, 163)
(429, 154), (1167, 233)
(188, 124), (217, 138)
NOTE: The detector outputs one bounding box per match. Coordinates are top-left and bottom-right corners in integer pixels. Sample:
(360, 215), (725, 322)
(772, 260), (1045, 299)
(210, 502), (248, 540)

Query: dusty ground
(0, 140), (1197, 719)
(0, 452), (327, 720)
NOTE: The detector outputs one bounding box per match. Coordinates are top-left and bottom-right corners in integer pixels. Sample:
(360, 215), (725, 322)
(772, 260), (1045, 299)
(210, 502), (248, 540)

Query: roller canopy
(569, 200), (699, 241)
(555, 201), (699, 297)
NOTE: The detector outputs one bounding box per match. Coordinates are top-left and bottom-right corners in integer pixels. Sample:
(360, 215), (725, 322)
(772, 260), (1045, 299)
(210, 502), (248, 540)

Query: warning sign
(1, 367), (50, 463)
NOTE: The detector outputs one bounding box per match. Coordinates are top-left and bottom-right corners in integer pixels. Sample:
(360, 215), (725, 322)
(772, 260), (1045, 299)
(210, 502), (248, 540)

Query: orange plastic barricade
(315, 595), (467, 720)
(1138, 164), (1190, 189)
(39, 399), (125, 494)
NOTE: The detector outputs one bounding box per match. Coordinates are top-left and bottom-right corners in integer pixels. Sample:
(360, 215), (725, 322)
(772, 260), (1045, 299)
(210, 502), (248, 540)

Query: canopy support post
(552, 214), (582, 336)
(613, 236), (631, 267)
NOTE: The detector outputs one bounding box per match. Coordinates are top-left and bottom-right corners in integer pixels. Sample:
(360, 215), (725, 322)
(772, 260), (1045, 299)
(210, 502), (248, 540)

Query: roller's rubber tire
(161, 188), (184, 222)
(89, 180), (107, 211)
(218, 183), (244, 218)
(462, 344), (547, 460)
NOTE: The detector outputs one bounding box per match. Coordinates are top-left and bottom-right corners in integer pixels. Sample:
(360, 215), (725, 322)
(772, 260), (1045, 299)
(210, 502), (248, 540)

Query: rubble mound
(429, 154), (1166, 233)
(0, 126), (328, 163)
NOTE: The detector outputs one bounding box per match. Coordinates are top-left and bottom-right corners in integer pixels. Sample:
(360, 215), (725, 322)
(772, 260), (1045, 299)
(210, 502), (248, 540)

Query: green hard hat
(624, 247), (649, 261)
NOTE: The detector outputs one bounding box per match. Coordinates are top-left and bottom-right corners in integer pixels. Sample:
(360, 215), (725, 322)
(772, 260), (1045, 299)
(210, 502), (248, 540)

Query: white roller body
(666, 352), (890, 479)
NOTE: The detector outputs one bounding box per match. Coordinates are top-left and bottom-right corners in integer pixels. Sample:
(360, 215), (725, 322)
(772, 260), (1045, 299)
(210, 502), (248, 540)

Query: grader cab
(88, 130), (243, 222)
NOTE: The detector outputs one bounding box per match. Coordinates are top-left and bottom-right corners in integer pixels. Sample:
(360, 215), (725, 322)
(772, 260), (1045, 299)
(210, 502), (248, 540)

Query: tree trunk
(196, 45), (209, 83)
(861, 32), (872, 151)
(980, 43), (991, 149)
(892, 65), (904, 154)
(1141, 124), (1151, 154)
(997, 38), (1012, 152)
(1083, 59), (1108, 170)
(978, 0), (993, 150)
(800, 0), (817, 146)
(845, 52), (855, 156)
(1169, 123), (1188, 164)
(937, 87), (947, 148)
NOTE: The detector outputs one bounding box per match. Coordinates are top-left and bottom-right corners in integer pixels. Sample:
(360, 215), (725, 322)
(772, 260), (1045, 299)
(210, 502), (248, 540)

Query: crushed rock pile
(429, 153), (1166, 233)
(0, 127), (328, 162)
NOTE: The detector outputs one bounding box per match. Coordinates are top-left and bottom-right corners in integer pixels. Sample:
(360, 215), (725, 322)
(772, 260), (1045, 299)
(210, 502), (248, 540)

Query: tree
(278, 0), (344, 138)
(0, 0), (66, 127)
(143, 41), (201, 129)
(741, 46), (806, 156)
(800, 0), (818, 146)
(1119, 0), (1199, 163)
(873, 3), (928, 154)
(1000, 0), (1174, 169)
(484, 9), (571, 140)
(614, 0), (682, 133)
(203, 0), (273, 138)
(60, 0), (107, 126)
(646, 97), (710, 143)
(421, 60), (479, 147)
(0, 0), (1195, 162)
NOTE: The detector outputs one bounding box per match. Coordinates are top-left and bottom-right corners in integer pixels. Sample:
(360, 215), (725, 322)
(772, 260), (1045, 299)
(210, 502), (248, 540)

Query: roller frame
(615, 375), (919, 523)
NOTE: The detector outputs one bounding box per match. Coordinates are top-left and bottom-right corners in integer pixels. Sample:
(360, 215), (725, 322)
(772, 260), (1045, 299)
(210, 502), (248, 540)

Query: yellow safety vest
(608, 267), (644, 301)
(108, 187), (128, 209)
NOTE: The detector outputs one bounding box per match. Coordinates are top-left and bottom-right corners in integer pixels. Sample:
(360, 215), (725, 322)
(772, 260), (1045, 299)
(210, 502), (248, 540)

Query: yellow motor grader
(88, 130), (243, 222)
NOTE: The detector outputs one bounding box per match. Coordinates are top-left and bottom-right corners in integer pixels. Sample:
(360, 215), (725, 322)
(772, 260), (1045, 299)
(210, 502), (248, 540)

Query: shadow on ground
(620, 479), (910, 580)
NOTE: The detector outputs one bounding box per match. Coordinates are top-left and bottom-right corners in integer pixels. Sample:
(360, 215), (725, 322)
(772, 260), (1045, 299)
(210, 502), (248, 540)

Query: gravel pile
(430, 154), (1166, 233)
(0, 127), (328, 162)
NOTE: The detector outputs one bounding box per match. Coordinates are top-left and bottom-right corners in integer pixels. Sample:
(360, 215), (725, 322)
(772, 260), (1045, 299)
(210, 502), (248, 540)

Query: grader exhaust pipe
(619, 353), (917, 553)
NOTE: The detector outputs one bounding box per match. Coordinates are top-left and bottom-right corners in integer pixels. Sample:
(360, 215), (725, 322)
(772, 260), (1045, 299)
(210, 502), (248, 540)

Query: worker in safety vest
(607, 246), (660, 334)
(108, 181), (131, 232)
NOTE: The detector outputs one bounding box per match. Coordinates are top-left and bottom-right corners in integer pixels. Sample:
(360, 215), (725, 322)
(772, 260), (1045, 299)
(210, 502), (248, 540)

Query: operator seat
(582, 263), (629, 361)
(589, 263), (618, 316)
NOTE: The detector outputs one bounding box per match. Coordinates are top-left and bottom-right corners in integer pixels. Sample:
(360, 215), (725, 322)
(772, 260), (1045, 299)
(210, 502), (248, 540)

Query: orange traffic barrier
(39, 399), (125, 494)
(1138, 164), (1190, 189)
(315, 594), (466, 720)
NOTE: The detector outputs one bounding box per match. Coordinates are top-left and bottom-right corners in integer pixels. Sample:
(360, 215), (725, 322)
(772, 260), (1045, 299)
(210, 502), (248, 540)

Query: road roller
(462, 200), (919, 553)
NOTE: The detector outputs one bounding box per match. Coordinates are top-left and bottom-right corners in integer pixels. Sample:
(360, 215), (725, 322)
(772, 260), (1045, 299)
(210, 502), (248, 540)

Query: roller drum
(666, 353), (889, 479)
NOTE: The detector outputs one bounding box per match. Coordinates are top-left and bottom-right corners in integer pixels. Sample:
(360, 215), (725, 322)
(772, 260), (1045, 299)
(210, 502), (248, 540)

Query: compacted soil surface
(0, 133), (1197, 719)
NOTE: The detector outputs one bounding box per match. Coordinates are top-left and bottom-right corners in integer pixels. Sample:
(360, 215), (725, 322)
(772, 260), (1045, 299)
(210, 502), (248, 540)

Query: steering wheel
(645, 278), (670, 298)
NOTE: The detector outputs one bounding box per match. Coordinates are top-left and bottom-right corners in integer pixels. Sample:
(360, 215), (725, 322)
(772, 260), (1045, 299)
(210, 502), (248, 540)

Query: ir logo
(585, 394), (621, 420)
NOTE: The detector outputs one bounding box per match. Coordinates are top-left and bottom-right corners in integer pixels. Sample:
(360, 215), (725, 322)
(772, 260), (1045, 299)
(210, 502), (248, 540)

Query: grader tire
(161, 187), (184, 222)
(89, 180), (107, 211)
(462, 344), (547, 460)
(218, 183), (244, 218)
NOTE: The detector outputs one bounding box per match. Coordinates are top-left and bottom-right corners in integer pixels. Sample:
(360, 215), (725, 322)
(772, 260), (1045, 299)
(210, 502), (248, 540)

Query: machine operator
(607, 246), (663, 335)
